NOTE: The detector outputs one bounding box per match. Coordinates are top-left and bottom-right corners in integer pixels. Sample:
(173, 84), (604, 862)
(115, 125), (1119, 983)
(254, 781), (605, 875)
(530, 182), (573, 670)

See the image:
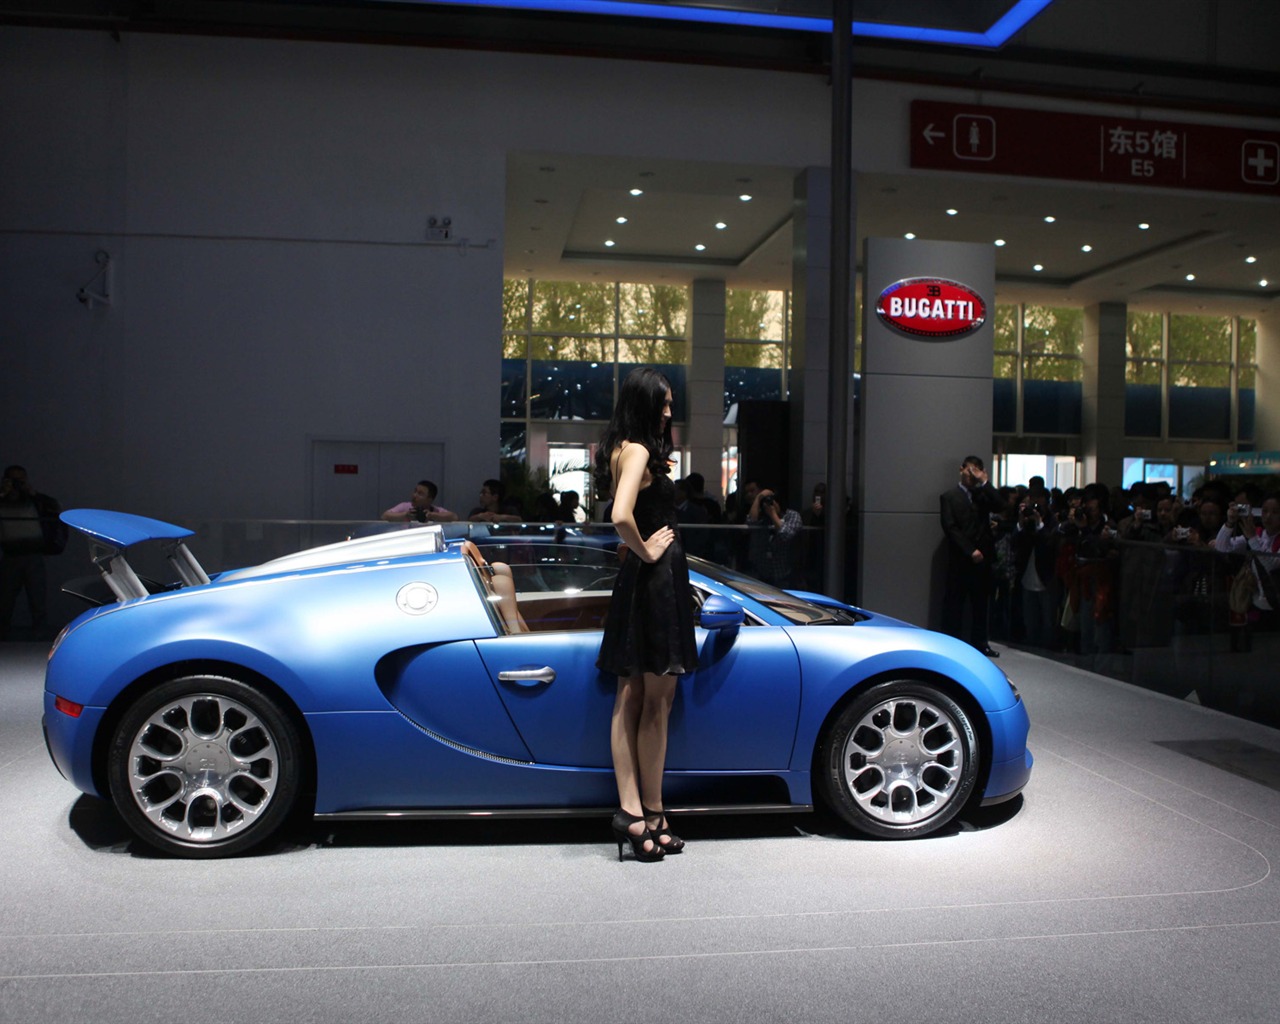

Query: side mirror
(699, 594), (745, 631)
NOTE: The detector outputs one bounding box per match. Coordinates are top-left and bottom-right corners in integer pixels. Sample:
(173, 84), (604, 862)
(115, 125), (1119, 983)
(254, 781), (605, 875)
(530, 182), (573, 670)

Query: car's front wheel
(818, 680), (979, 839)
(106, 674), (303, 858)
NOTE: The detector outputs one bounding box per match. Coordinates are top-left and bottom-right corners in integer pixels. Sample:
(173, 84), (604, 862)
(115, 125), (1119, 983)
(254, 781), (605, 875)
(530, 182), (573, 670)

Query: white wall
(0, 27), (834, 524)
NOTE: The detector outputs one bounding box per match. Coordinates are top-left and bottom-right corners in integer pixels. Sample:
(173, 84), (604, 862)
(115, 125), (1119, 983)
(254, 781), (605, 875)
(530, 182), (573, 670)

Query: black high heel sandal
(642, 805), (685, 854)
(611, 809), (664, 862)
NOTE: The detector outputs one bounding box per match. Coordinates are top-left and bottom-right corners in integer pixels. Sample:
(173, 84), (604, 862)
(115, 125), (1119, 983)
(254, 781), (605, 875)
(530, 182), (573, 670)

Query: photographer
(1014, 490), (1058, 649)
(746, 486), (802, 587)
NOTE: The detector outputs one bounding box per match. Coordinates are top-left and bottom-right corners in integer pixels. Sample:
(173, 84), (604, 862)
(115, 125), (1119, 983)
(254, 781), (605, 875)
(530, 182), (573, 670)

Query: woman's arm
(609, 443), (674, 563)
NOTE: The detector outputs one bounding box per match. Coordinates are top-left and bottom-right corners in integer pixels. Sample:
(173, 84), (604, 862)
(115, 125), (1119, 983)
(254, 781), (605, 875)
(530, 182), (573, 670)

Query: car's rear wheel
(106, 674), (302, 858)
(818, 680), (979, 839)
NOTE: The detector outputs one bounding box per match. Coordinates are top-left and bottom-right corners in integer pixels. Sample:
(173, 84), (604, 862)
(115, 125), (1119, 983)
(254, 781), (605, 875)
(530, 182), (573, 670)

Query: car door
(473, 599), (802, 772)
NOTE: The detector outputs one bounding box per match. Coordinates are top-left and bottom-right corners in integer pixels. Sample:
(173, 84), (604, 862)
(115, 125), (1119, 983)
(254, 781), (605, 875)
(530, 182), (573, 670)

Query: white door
(311, 440), (446, 521)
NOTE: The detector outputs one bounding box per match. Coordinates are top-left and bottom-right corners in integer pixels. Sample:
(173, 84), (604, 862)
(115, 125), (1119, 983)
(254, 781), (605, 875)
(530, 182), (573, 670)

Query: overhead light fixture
(629, 188), (643, 196)
(1185, 273), (1196, 281)
(1081, 244), (1093, 252)
(615, 216), (627, 224)
(715, 222), (727, 230)
(904, 232), (916, 240)
(1138, 222), (1150, 230)
(946, 208), (958, 216)
(1261, 279), (1270, 287)
(1033, 264), (1044, 272)
(738, 194), (753, 202)
(1246, 256), (1257, 264)
(994, 238), (1006, 247)
(604, 239), (616, 247)
(695, 244), (706, 251)
(1043, 216), (1056, 223)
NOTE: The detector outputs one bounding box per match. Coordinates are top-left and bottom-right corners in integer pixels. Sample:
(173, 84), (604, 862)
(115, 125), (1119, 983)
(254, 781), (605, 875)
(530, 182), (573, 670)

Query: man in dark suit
(940, 455), (1003, 657)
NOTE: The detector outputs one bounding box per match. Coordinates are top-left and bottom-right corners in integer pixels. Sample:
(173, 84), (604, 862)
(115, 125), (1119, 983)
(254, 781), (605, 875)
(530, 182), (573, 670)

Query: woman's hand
(641, 525), (675, 562)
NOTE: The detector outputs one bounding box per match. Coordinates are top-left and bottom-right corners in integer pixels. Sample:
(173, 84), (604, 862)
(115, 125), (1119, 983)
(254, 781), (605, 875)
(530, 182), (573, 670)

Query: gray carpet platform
(3, 641), (1280, 1023)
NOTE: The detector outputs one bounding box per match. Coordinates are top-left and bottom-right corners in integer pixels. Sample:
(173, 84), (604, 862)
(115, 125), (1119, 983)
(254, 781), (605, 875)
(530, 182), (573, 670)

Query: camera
(1234, 503), (1253, 516)
(1172, 526), (1191, 541)
(761, 495), (775, 508)
(1136, 508), (1151, 521)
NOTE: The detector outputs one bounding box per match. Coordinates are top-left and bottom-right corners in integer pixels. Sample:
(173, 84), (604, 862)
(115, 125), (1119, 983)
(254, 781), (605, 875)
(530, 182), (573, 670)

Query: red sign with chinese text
(910, 100), (1280, 198)
(875, 277), (986, 340)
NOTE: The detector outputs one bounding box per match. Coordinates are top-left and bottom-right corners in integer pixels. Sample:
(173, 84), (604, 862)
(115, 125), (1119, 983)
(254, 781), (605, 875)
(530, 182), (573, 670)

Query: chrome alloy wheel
(840, 695), (965, 826)
(126, 693), (281, 844)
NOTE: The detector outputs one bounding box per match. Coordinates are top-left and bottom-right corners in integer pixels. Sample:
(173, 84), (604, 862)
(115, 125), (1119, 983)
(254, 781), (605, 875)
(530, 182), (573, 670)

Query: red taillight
(54, 696), (84, 718)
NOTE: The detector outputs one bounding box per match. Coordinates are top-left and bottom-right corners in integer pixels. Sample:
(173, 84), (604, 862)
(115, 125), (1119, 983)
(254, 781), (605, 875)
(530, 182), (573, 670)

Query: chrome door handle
(497, 666), (556, 686)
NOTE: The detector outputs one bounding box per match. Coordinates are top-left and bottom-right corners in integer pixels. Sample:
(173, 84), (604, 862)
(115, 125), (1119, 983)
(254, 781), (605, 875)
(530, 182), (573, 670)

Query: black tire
(106, 674), (303, 858)
(818, 679), (979, 839)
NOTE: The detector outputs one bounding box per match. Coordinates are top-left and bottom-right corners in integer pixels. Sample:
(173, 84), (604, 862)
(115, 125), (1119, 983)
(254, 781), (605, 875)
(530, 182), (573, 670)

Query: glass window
(1126, 311), (1162, 361)
(992, 303), (1017, 379)
(1022, 305), (1082, 357)
(619, 282), (687, 337)
(1240, 318), (1257, 365)
(503, 279), (529, 333)
(726, 288), (785, 341)
(1169, 313), (1231, 362)
(529, 338), (616, 420)
(531, 280), (615, 334)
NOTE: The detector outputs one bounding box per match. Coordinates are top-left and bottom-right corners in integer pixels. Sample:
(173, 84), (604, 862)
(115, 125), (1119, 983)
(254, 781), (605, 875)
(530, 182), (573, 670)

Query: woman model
(594, 367), (699, 861)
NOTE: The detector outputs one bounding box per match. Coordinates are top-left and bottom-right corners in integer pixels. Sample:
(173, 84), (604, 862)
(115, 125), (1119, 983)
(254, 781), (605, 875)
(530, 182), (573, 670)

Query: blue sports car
(43, 510), (1032, 858)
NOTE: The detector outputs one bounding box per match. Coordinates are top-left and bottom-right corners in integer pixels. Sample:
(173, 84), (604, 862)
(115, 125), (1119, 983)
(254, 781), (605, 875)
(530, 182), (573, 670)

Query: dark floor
(4, 642), (1280, 1023)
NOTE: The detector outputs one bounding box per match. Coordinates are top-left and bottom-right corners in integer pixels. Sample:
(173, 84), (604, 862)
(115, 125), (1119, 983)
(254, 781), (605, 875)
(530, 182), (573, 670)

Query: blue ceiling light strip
(417, 0), (826, 34)
(405, 1), (1056, 49)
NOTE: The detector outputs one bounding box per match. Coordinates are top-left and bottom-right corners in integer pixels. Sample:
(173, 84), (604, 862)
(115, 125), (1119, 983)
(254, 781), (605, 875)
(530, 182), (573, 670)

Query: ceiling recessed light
(1185, 273), (1196, 281)
(715, 221), (727, 230)
(904, 232), (916, 240)
(1043, 216), (1056, 223)
(738, 194), (753, 202)
(1139, 222), (1150, 230)
(1081, 244), (1093, 252)
(994, 239), (1006, 246)
(604, 239), (616, 247)
(695, 244), (706, 251)
(946, 208), (958, 216)
(1261, 279), (1270, 287)
(629, 188), (643, 197)
(1246, 256), (1257, 264)
(615, 216), (628, 224)
(1033, 264), (1044, 272)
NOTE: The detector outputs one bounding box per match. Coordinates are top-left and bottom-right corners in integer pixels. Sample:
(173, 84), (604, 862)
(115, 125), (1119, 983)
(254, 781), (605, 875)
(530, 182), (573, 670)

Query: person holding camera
(939, 456), (1003, 657)
(1214, 493), (1280, 619)
(1013, 490), (1058, 649)
(381, 479), (457, 524)
(746, 486), (802, 587)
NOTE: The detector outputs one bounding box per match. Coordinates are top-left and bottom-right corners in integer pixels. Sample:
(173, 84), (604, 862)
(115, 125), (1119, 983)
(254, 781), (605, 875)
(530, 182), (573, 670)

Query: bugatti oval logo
(875, 277), (987, 340)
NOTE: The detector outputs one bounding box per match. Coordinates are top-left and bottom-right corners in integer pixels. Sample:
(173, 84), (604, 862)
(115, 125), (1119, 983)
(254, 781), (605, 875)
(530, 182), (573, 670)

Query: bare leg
(610, 675), (655, 853)
(635, 672), (677, 814)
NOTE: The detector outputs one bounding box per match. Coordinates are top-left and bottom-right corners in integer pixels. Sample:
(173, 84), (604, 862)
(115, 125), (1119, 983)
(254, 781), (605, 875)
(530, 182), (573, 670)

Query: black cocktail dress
(596, 472), (699, 677)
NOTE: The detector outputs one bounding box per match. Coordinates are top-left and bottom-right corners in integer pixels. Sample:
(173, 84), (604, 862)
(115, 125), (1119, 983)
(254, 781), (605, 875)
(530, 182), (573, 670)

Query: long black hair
(593, 366), (674, 498)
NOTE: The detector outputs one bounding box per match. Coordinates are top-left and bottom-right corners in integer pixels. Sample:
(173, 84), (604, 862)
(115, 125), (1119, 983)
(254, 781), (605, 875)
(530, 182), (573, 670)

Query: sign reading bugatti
(875, 277), (987, 340)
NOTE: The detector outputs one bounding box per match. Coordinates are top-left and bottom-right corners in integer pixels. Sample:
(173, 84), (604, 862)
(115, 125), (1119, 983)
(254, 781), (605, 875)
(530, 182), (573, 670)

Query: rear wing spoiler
(60, 509), (210, 603)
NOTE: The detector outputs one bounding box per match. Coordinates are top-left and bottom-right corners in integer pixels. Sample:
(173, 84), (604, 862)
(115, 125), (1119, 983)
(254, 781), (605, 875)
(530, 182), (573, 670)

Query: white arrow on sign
(922, 123), (945, 146)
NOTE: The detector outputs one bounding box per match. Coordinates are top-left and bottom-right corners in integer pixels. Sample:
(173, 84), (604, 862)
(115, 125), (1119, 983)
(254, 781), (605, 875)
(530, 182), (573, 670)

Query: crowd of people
(974, 475), (1280, 658)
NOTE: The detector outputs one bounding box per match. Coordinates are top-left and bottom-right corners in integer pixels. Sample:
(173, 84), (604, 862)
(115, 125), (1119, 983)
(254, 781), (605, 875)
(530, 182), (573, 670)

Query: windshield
(687, 557), (863, 626)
